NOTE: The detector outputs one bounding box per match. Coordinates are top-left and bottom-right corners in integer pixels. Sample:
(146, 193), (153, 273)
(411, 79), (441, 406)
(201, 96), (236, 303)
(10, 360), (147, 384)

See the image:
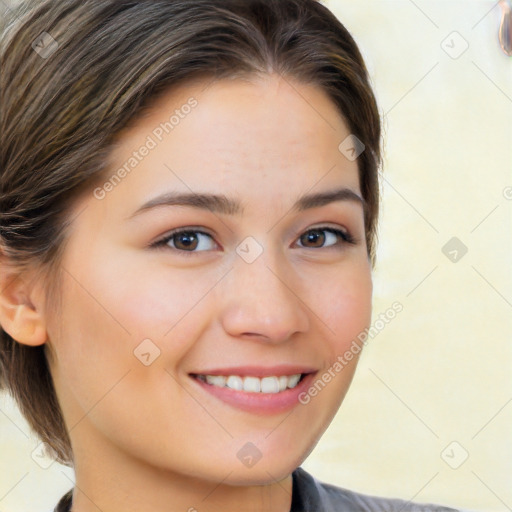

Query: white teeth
(287, 374), (301, 388)
(198, 373), (303, 393)
(243, 376), (261, 393)
(226, 375), (243, 391)
(205, 375), (226, 387)
(260, 376), (280, 394)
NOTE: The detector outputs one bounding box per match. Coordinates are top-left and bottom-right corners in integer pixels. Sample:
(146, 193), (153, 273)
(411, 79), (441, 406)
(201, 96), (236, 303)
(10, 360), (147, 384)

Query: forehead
(96, 74), (360, 214)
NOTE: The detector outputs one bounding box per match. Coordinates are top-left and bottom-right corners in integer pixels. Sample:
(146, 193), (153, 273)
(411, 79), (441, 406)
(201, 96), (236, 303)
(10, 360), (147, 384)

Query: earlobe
(0, 269), (48, 347)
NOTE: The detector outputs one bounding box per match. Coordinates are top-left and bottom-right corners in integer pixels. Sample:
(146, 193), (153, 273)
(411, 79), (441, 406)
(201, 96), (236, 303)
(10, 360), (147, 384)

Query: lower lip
(190, 373), (317, 415)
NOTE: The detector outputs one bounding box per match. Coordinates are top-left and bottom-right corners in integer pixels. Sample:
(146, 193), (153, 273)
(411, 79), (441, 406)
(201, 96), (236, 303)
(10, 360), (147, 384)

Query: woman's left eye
(150, 226), (356, 255)
(296, 227), (355, 249)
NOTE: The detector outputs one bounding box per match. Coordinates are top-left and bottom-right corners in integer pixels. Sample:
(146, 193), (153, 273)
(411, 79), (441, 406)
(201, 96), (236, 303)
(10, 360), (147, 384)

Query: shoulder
(291, 467), (466, 512)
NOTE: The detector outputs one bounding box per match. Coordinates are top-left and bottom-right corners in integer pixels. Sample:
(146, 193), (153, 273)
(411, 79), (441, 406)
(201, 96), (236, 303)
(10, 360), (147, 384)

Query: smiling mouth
(190, 373), (308, 394)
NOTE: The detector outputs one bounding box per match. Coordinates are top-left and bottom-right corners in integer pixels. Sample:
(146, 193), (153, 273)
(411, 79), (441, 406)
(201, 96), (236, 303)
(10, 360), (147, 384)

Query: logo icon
(236, 442), (263, 468)
(338, 135), (365, 161)
(134, 338), (161, 366)
(236, 236), (264, 264)
(441, 441), (469, 469)
(31, 442), (55, 469)
(32, 32), (59, 59)
(441, 31), (469, 59)
(442, 237), (468, 263)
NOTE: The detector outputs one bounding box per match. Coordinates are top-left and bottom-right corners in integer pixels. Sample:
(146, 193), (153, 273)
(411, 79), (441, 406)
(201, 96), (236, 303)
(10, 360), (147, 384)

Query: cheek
(107, 264), (219, 351)
(47, 272), (190, 430)
(61, 245), (216, 342)
(47, 274), (134, 412)
(311, 263), (373, 353)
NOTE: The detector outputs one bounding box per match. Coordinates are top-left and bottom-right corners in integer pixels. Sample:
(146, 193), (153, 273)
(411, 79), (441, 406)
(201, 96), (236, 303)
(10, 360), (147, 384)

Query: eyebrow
(128, 187), (365, 219)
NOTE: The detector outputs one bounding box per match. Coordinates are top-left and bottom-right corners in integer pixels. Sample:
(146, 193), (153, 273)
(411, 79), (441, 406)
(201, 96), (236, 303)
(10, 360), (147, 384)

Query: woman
(0, 1), (463, 510)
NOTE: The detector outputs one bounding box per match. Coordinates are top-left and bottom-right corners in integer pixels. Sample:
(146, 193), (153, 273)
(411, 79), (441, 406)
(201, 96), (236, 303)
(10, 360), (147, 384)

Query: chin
(222, 443), (312, 486)
(221, 464), (296, 486)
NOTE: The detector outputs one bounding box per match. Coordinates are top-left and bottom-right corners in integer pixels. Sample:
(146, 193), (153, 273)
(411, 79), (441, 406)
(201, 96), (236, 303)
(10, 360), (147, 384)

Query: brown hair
(0, 0), (382, 466)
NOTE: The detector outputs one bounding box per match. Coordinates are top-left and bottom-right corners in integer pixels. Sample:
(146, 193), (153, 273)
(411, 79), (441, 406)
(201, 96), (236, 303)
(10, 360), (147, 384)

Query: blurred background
(1, 1), (511, 511)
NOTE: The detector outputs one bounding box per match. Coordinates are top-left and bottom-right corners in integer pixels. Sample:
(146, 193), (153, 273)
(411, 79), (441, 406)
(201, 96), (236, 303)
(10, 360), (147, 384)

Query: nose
(219, 246), (310, 344)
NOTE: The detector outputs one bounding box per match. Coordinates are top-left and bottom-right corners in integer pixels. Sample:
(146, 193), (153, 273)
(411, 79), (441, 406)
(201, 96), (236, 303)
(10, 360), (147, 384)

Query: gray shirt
(53, 466), (464, 511)
(290, 466), (463, 511)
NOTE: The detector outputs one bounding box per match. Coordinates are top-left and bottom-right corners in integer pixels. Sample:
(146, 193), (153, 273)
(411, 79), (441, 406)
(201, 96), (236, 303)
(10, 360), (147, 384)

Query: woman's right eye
(150, 228), (217, 255)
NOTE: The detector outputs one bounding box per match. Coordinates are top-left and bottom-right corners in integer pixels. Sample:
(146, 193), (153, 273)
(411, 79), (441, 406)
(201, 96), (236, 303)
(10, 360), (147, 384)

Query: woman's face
(46, 73), (372, 484)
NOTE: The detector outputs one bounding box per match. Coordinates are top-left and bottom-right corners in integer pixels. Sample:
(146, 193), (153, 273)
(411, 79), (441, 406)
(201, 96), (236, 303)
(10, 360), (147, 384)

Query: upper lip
(190, 365), (318, 378)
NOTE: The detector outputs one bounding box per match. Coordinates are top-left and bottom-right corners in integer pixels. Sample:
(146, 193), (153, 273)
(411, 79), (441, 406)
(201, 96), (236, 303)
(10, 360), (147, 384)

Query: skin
(0, 73), (373, 512)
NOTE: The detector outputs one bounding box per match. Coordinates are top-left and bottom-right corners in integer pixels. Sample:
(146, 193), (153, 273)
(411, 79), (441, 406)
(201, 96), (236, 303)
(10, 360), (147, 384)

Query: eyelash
(150, 226), (357, 256)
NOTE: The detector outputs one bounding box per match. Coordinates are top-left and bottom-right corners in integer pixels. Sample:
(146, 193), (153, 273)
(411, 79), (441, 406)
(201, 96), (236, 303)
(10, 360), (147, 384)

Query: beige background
(1, 1), (511, 511)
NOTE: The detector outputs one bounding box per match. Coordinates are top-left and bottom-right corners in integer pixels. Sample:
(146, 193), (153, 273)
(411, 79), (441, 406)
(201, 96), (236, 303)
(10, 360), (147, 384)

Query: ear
(0, 255), (48, 346)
